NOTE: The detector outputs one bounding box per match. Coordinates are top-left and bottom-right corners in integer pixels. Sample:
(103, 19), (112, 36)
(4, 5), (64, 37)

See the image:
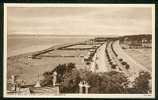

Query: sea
(7, 35), (94, 57)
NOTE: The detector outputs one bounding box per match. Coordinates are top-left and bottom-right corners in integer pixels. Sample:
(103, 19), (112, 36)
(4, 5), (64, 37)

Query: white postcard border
(3, 3), (155, 98)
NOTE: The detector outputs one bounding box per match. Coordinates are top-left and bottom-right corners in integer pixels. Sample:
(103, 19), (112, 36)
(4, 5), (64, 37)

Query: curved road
(113, 40), (151, 80)
(89, 39), (151, 81)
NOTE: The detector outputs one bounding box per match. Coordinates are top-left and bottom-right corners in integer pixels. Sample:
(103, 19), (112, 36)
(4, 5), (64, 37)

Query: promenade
(95, 42), (108, 72)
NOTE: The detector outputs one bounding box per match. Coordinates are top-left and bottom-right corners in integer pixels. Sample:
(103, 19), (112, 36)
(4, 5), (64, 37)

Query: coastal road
(113, 40), (151, 80)
(90, 39), (150, 75)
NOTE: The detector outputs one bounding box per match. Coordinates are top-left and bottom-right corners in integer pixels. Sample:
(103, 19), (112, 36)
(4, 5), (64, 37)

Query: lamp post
(53, 71), (57, 86)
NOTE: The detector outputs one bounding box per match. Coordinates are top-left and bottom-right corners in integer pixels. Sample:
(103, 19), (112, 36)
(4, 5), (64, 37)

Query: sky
(7, 6), (153, 36)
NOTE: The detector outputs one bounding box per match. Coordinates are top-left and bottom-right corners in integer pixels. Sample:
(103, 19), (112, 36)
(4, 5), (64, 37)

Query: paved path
(94, 42), (109, 72)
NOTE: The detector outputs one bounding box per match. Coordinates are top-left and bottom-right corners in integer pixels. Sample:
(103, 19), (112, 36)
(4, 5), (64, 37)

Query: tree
(61, 69), (130, 94)
(60, 68), (81, 93)
(81, 71), (129, 94)
(122, 61), (127, 65)
(119, 58), (123, 62)
(41, 62), (76, 87)
(132, 71), (151, 94)
(41, 72), (53, 86)
(125, 64), (130, 70)
(111, 64), (117, 69)
(41, 63), (130, 94)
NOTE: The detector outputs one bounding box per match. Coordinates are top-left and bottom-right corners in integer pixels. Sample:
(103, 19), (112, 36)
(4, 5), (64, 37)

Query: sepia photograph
(4, 4), (155, 98)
